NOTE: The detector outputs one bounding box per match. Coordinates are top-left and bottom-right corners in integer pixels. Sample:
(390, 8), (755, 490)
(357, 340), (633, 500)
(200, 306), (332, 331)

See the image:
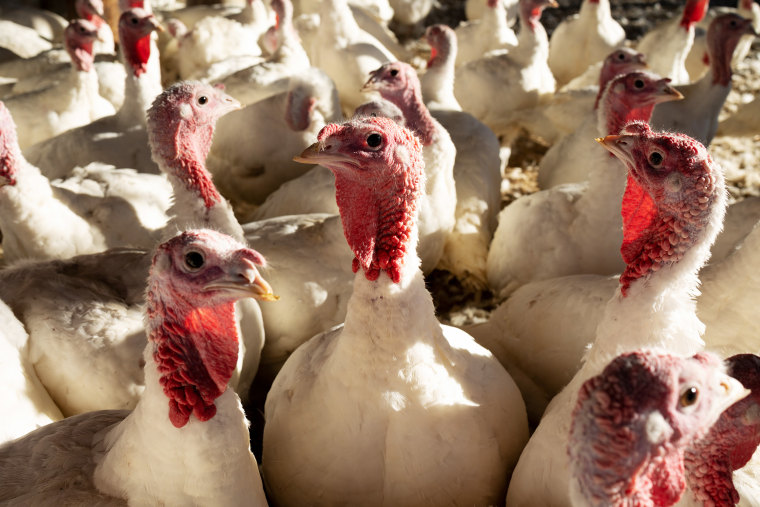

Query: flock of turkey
(0, 0), (759, 504)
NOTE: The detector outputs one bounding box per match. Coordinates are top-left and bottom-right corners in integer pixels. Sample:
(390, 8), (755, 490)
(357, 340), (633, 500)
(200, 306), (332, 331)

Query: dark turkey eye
(634, 79), (645, 89)
(389, 68), (398, 77)
(730, 19), (738, 28)
(679, 386), (699, 408)
(649, 151), (664, 166)
(366, 133), (382, 148)
(184, 251), (205, 270)
(131, 16), (139, 24)
(617, 52), (626, 60)
(197, 95), (208, 105)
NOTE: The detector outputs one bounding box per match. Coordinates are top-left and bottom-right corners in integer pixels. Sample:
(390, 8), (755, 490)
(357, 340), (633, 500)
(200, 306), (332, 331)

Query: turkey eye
(130, 17), (138, 24)
(366, 133), (382, 148)
(184, 251), (205, 270)
(198, 95), (208, 105)
(389, 68), (398, 77)
(634, 79), (645, 89)
(617, 52), (625, 60)
(679, 386), (699, 408)
(649, 151), (664, 167)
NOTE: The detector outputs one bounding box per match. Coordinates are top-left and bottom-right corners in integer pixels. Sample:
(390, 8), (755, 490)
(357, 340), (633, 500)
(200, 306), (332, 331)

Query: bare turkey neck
(386, 85), (436, 145)
(334, 172), (419, 284)
(427, 37), (454, 70)
(146, 287), (238, 428)
(152, 124), (222, 208)
(603, 100), (655, 136)
(708, 36), (737, 86)
(619, 176), (716, 295)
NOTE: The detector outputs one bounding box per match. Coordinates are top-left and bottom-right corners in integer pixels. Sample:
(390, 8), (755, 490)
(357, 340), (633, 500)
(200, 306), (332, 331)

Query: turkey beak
(546, 0), (559, 8)
(744, 20), (758, 37)
(596, 134), (636, 168)
(148, 15), (165, 33)
(361, 70), (382, 92)
(204, 258), (279, 302)
(654, 80), (683, 104)
(634, 53), (648, 68)
(294, 140), (355, 169)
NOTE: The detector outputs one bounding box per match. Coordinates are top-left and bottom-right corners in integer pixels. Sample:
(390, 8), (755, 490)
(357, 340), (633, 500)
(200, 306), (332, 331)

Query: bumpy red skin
(315, 117), (424, 284)
(614, 123), (719, 296)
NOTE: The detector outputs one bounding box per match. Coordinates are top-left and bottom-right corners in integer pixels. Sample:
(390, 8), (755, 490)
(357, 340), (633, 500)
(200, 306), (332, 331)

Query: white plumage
(547, 0), (625, 87)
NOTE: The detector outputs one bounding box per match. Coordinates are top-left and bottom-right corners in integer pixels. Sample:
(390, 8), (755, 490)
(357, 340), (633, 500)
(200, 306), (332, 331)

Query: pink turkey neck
(604, 97), (657, 137)
(146, 283), (238, 428)
(684, 354), (760, 505)
(680, 0), (708, 29)
(618, 158), (718, 296)
(120, 24), (152, 77)
(149, 119), (223, 209)
(707, 21), (744, 87)
(426, 30), (454, 69)
(381, 79), (436, 146)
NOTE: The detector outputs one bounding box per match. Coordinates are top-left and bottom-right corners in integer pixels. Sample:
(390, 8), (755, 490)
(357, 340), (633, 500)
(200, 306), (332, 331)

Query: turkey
(207, 67), (342, 217)
(569, 350), (748, 506)
(649, 12), (757, 146)
(0, 299), (63, 445)
(454, 0), (517, 68)
(547, 0), (625, 87)
(681, 354), (760, 506)
(454, 0), (557, 136)
(215, 0), (311, 106)
(253, 61), (457, 274)
(307, 0), (395, 114)
(0, 3), (67, 45)
(512, 47), (649, 147)
(24, 8), (165, 179)
(172, 0), (268, 81)
(4, 18), (115, 150)
(362, 61), (457, 274)
(0, 81), (265, 417)
(636, 0), (709, 84)
(537, 51), (659, 189)
(486, 71), (682, 298)
(0, 101), (171, 263)
(262, 116), (529, 506)
(75, 0), (115, 57)
(0, 229), (272, 506)
(506, 122), (728, 505)
(420, 24), (502, 289)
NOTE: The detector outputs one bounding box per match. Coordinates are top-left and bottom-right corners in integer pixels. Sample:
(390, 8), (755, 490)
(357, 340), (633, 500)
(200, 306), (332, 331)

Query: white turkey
(24, 8), (165, 179)
(4, 19), (115, 150)
(547, 0), (625, 87)
(486, 71), (682, 298)
(0, 229), (272, 506)
(636, 0), (709, 84)
(262, 115), (529, 506)
(506, 122), (728, 505)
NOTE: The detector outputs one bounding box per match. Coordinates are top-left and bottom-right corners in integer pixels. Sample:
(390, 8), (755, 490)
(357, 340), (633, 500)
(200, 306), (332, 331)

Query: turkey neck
(422, 31), (459, 111)
(513, 4), (549, 65)
(151, 119), (245, 242)
(145, 280), (239, 428)
(120, 33), (162, 127)
(0, 130), (105, 260)
(93, 291), (258, 503)
(383, 84), (437, 146)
